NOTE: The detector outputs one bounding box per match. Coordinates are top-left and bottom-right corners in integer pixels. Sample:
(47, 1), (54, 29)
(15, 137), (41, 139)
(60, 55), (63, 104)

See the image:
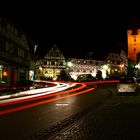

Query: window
(44, 62), (47, 65)
(60, 61), (63, 65)
(134, 48), (136, 52)
(84, 61), (87, 64)
(117, 62), (120, 65)
(132, 29), (138, 35)
(96, 62), (98, 65)
(51, 61), (55, 65)
(89, 61), (92, 64)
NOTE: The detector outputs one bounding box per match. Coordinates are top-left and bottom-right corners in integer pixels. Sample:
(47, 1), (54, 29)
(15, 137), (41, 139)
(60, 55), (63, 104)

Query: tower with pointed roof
(127, 17), (140, 61)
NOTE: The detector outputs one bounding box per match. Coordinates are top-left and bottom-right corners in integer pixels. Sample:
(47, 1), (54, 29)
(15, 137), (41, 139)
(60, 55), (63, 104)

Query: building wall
(106, 51), (128, 76)
(0, 17), (31, 87)
(68, 58), (106, 80)
(127, 29), (140, 61)
(35, 45), (66, 80)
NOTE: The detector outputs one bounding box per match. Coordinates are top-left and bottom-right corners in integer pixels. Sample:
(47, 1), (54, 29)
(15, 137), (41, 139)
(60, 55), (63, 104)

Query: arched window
(51, 61), (55, 65)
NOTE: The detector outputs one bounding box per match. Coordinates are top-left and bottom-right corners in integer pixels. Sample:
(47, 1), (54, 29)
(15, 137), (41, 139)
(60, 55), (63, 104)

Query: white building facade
(68, 58), (107, 80)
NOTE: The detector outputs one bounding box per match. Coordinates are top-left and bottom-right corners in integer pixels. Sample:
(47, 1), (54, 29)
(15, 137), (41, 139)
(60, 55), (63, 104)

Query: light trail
(0, 81), (74, 100)
(0, 87), (94, 115)
(0, 83), (86, 106)
(0, 82), (77, 105)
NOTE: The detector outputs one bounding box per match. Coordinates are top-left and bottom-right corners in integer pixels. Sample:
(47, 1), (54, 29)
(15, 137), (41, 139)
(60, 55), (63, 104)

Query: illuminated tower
(127, 18), (140, 61)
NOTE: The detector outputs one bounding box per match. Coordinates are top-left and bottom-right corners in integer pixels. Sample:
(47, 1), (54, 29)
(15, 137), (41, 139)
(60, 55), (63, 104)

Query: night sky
(0, 3), (139, 59)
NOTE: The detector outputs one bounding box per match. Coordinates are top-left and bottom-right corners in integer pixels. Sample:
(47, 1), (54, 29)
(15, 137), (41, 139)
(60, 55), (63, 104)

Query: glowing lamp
(135, 64), (140, 69)
(3, 71), (8, 77)
(39, 66), (42, 71)
(120, 64), (124, 68)
(103, 65), (108, 70)
(67, 62), (73, 67)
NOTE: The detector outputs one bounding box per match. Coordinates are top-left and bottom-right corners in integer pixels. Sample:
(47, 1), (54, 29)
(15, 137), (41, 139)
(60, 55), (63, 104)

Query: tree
(127, 59), (135, 77)
(96, 70), (103, 80)
(57, 69), (71, 81)
(136, 52), (140, 64)
(40, 75), (46, 80)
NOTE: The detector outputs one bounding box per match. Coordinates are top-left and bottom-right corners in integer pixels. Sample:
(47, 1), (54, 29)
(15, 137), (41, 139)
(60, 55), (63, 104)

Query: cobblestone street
(48, 95), (140, 140)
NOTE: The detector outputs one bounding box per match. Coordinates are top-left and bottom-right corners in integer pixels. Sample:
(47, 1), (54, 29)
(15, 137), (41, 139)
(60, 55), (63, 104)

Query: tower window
(132, 29), (138, 35)
(134, 38), (136, 42)
(134, 48), (136, 52)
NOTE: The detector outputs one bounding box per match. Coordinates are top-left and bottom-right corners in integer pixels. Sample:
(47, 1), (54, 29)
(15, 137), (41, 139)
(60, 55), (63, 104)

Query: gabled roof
(107, 43), (127, 55)
(44, 44), (65, 60)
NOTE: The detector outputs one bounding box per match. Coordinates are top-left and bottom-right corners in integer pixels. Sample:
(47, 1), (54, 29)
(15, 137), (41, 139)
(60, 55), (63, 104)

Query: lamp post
(66, 61), (73, 78)
(135, 64), (140, 77)
(67, 61), (73, 67)
(102, 64), (110, 79)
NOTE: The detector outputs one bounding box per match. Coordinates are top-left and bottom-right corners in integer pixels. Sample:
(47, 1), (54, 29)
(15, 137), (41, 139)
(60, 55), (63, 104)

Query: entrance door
(11, 70), (16, 85)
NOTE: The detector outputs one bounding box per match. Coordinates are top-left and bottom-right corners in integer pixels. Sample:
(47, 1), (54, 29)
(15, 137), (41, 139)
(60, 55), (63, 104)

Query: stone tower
(127, 17), (140, 61)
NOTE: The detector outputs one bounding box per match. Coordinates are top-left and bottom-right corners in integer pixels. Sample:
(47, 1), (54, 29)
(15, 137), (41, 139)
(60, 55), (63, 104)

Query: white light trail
(0, 82), (77, 104)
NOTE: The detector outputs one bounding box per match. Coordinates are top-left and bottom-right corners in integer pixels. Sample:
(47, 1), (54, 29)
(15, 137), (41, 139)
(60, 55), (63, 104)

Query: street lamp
(119, 64), (124, 68)
(39, 66), (42, 71)
(102, 64), (108, 70)
(102, 64), (110, 79)
(67, 62), (73, 67)
(66, 61), (73, 78)
(135, 64), (140, 69)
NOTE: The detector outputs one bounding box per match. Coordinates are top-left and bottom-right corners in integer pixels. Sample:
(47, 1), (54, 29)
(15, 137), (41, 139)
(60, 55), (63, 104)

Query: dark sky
(0, 3), (139, 59)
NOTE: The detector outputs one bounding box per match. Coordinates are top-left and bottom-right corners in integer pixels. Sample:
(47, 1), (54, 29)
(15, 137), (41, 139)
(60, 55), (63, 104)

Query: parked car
(117, 77), (137, 95)
(32, 81), (47, 89)
(76, 74), (94, 82)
